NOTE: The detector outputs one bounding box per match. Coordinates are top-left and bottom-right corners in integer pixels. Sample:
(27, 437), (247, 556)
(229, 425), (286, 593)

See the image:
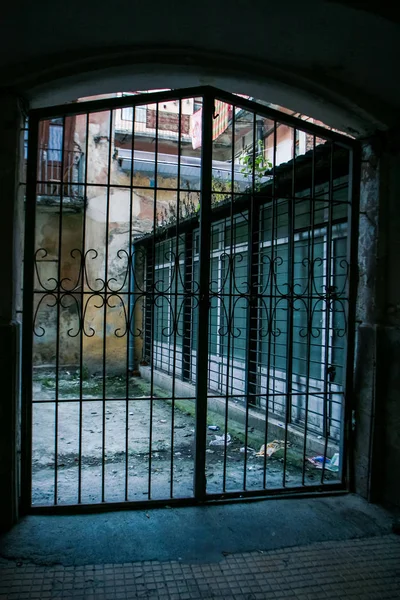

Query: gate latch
(327, 365), (336, 382)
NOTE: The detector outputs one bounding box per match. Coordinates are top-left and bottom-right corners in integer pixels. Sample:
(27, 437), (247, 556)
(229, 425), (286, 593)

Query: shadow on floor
(0, 493), (394, 566)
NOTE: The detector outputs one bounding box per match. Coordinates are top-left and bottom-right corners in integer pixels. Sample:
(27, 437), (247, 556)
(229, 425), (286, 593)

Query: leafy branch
(211, 176), (239, 205)
(151, 140), (272, 236)
(155, 183), (200, 234)
(239, 139), (272, 191)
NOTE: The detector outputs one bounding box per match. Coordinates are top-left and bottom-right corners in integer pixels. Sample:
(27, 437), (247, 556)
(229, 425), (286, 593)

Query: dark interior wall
(0, 95), (24, 531)
(1, 1), (400, 135)
(375, 135), (400, 507)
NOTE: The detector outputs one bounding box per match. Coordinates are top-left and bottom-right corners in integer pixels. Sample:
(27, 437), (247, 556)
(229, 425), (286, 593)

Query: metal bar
(28, 483), (347, 514)
(321, 143), (335, 484)
(78, 113), (90, 503)
(282, 128), (296, 488)
(213, 90), (357, 148)
(34, 181), (202, 194)
(194, 92), (213, 501)
(182, 232), (193, 381)
(301, 135), (316, 486)
(125, 107), (136, 502)
(53, 116), (66, 506)
(243, 112), (257, 490)
(21, 113), (40, 513)
(207, 237), (214, 391)
(222, 101), (236, 494)
(169, 99), (183, 499)
(148, 104), (159, 499)
(341, 145), (360, 491)
(134, 206), (347, 249)
(101, 111), (114, 503)
(262, 121), (277, 488)
(144, 246), (153, 365)
(30, 88), (212, 121)
(31, 390), (327, 404)
(30, 86), (356, 149)
(29, 282), (349, 298)
(200, 483), (346, 503)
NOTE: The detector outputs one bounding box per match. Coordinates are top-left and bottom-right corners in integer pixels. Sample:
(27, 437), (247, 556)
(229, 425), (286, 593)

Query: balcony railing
(37, 148), (85, 199)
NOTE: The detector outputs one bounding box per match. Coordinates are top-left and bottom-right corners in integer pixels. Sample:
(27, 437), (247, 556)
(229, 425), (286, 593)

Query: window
(121, 105), (147, 123)
(146, 179), (349, 427)
(331, 235), (347, 385)
(153, 237), (186, 375)
(48, 119), (63, 161)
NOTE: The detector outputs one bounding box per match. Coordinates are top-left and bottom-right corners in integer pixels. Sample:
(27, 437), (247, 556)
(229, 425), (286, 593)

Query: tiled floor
(1, 534), (400, 599)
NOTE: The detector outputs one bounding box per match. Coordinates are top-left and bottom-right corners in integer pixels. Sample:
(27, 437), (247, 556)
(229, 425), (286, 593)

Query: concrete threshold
(0, 494), (394, 566)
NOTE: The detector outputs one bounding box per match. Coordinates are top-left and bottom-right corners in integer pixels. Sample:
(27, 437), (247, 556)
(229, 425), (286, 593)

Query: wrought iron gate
(22, 87), (359, 512)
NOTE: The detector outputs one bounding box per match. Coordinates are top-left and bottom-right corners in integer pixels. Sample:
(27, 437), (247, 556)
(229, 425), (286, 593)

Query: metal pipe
(194, 92), (213, 500)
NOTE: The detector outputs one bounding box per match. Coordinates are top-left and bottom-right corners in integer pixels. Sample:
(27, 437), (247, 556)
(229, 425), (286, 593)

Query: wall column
(0, 94), (25, 531)
(354, 129), (400, 508)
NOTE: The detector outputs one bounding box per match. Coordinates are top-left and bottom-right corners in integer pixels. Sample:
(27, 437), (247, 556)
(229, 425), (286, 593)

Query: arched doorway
(22, 87), (358, 511)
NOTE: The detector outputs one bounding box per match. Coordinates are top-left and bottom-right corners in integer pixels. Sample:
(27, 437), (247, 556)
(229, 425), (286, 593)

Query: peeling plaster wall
(353, 142), (381, 501)
(33, 174), (185, 375)
(354, 134), (400, 508)
(79, 172), (184, 375)
(33, 210), (84, 366)
(33, 107), (190, 375)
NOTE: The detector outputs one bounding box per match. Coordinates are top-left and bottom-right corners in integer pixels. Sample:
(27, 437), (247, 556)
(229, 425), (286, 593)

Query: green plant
(154, 184), (200, 234)
(41, 376), (55, 389)
(81, 364), (90, 381)
(239, 139), (272, 191)
(150, 144), (272, 236)
(211, 176), (239, 206)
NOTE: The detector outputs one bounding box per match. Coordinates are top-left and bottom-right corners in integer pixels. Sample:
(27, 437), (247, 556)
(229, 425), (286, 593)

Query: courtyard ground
(32, 371), (338, 506)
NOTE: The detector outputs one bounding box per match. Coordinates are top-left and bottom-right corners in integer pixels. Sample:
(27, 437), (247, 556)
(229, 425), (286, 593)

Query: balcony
(36, 147), (85, 209)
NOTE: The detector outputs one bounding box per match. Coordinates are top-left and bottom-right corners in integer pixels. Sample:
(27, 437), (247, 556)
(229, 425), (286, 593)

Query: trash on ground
(209, 433), (231, 446)
(307, 453), (340, 472)
(256, 440), (286, 457)
(328, 453), (340, 472)
(208, 425), (220, 431)
(240, 447), (256, 453)
(307, 455), (325, 467)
